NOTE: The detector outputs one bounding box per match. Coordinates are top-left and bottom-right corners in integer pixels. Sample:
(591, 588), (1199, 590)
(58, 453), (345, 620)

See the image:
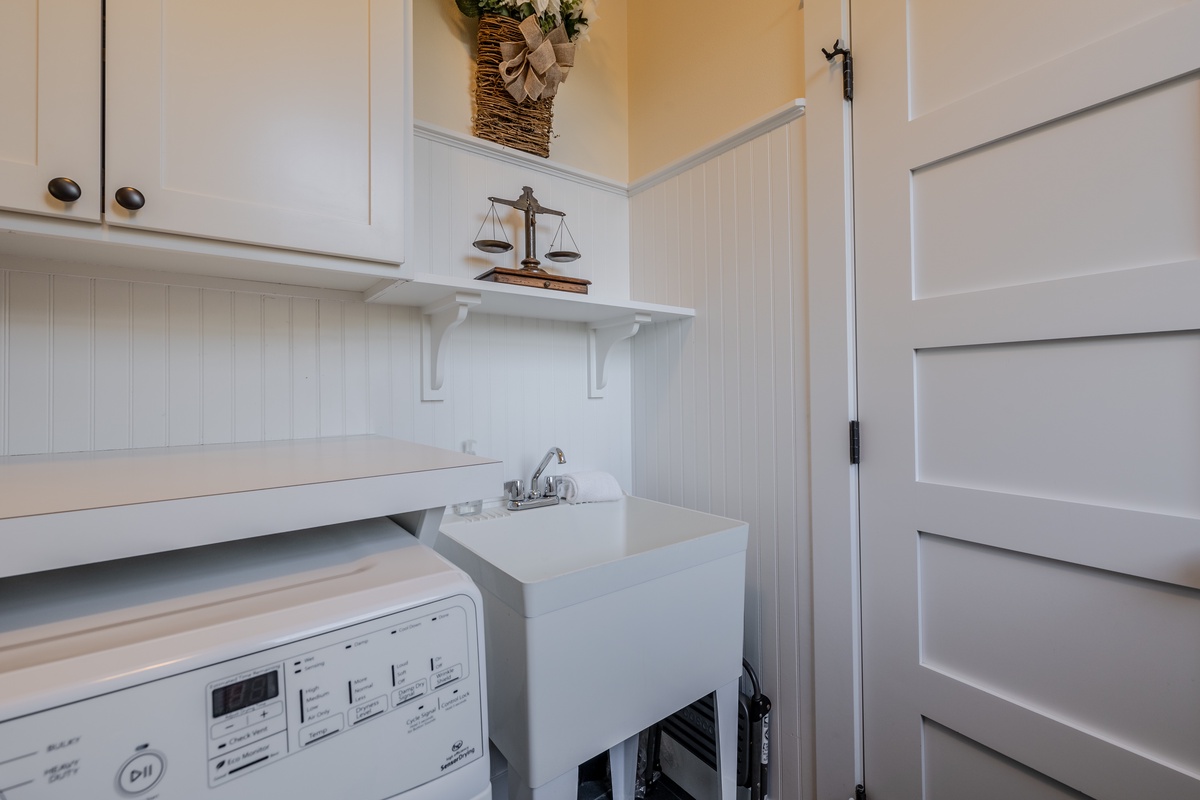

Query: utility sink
(435, 496), (748, 800)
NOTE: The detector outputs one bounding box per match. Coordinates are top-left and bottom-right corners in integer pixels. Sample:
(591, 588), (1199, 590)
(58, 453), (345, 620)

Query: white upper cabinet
(105, 0), (408, 264)
(0, 0), (102, 222)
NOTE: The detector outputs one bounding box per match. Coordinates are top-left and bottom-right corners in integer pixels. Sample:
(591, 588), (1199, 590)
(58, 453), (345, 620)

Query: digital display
(212, 671), (279, 718)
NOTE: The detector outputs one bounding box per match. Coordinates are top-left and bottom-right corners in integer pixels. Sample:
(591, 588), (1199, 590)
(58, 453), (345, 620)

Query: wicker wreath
(473, 14), (555, 158)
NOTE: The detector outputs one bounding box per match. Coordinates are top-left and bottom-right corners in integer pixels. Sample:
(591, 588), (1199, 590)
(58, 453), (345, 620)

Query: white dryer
(0, 517), (491, 800)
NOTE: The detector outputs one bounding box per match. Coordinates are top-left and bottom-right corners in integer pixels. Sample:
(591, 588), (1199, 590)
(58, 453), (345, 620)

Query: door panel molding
(905, 4), (1200, 168)
(920, 668), (1198, 799)
(910, 260), (1200, 347)
(915, 483), (1200, 590)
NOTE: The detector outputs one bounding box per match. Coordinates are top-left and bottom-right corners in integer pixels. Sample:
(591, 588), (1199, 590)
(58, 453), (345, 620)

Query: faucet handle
(505, 479), (524, 501)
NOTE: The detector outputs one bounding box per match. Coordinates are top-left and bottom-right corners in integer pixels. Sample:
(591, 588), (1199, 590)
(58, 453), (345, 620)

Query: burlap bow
(498, 16), (575, 103)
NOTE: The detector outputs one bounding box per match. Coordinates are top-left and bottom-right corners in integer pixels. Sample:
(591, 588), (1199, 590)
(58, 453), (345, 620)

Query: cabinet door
(0, 0), (101, 221)
(105, 0), (408, 264)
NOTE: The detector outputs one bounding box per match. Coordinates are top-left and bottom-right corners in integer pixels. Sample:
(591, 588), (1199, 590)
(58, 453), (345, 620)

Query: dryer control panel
(0, 595), (485, 799)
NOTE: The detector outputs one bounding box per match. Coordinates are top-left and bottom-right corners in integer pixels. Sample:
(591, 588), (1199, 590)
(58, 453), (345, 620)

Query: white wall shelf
(366, 272), (695, 324)
(367, 273), (695, 400)
(0, 435), (503, 578)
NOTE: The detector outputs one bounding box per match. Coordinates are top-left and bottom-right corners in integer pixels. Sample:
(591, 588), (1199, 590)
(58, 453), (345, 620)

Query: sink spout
(530, 447), (565, 496)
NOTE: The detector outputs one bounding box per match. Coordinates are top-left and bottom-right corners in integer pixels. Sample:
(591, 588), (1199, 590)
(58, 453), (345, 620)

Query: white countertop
(0, 435), (503, 578)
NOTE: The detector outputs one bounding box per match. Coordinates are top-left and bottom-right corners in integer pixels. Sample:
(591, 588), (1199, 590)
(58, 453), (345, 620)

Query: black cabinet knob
(47, 177), (82, 203)
(114, 187), (145, 211)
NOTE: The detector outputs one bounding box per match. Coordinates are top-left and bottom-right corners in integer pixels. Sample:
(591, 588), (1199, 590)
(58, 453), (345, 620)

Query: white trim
(413, 120), (629, 196)
(0, 209), (400, 292)
(628, 100), (807, 195)
(0, 253), (369, 302)
(805, 2), (861, 800)
(417, 103), (808, 200)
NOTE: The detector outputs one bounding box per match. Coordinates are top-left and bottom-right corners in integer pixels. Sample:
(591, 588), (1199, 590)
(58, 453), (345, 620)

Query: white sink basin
(435, 496), (747, 798)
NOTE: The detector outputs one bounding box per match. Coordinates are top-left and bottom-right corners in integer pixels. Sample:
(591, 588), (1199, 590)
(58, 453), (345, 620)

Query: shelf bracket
(421, 292), (482, 401)
(589, 313), (651, 398)
(390, 506), (447, 547)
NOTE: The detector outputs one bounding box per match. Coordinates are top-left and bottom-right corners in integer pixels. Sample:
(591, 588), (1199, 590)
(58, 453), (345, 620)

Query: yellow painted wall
(413, 0), (629, 182)
(627, 0), (805, 181)
(413, 0), (804, 183)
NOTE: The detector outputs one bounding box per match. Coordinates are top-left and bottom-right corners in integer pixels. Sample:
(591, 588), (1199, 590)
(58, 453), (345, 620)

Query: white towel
(559, 471), (624, 504)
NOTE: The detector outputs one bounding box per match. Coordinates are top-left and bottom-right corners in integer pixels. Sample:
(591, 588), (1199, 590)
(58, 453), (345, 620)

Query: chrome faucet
(531, 447), (565, 494)
(506, 447), (565, 510)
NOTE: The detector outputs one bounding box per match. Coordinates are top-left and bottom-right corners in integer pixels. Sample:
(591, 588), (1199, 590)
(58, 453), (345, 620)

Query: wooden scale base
(476, 266), (591, 295)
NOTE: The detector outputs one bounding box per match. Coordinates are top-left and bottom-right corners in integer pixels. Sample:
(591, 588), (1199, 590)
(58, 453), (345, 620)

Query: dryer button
(117, 751), (166, 795)
(211, 715), (245, 738)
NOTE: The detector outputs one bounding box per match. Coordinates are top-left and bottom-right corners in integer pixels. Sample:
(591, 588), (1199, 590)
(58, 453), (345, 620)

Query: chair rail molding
(413, 121), (628, 197)
(628, 100), (806, 196)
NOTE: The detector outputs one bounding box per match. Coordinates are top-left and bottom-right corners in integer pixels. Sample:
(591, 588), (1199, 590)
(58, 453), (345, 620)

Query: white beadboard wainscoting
(0, 267), (633, 491)
(630, 107), (810, 800)
(0, 125), (635, 495)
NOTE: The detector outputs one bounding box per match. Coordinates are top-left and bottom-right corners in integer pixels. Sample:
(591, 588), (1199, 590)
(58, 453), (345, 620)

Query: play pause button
(117, 751), (166, 795)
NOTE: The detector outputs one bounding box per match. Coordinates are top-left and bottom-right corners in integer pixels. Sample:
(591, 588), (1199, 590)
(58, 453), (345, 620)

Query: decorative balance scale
(473, 186), (590, 295)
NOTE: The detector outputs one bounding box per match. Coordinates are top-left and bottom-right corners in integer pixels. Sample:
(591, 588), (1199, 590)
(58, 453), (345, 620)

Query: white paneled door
(853, 1), (1200, 797)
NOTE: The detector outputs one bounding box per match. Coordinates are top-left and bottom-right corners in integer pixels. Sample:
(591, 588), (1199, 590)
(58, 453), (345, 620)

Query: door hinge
(821, 39), (853, 101)
(849, 420), (860, 464)
(855, 784), (866, 800)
